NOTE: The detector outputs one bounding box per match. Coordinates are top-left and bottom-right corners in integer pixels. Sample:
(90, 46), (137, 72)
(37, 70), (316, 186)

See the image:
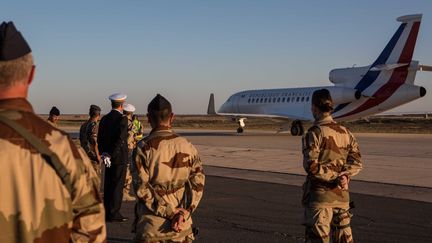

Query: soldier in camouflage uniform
(0, 22), (106, 242)
(132, 94), (205, 242)
(47, 106), (60, 127)
(302, 89), (363, 243)
(79, 104), (102, 177)
(123, 103), (137, 201)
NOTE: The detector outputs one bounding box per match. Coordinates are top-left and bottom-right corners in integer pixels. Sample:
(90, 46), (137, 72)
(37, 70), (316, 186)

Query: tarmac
(68, 129), (432, 242)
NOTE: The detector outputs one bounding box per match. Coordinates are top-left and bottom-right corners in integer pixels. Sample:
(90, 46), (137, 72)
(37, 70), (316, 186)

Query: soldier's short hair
(111, 100), (123, 109)
(148, 108), (171, 124)
(0, 53), (33, 87)
(312, 89), (334, 113)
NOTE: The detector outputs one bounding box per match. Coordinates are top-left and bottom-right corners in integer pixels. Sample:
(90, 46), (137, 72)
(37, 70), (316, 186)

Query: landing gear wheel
(290, 125), (299, 136)
(237, 127), (244, 133)
(290, 120), (304, 136)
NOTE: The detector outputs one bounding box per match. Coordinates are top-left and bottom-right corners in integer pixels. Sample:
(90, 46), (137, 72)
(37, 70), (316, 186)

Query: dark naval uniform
(98, 108), (129, 220)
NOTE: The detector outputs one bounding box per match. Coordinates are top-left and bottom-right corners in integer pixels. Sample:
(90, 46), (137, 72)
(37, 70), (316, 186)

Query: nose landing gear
(236, 118), (247, 133)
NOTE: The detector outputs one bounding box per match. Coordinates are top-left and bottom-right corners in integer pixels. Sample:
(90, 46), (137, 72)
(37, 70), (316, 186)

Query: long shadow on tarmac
(107, 176), (432, 243)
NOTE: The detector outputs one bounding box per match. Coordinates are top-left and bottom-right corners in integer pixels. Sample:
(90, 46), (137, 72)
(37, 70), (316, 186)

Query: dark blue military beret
(148, 94), (171, 112)
(0, 21), (31, 61)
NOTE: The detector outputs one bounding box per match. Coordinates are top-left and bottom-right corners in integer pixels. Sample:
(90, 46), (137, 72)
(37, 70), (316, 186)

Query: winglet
(207, 93), (216, 115)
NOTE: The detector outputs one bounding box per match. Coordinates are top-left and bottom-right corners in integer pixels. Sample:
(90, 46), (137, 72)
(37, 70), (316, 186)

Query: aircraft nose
(218, 102), (228, 113)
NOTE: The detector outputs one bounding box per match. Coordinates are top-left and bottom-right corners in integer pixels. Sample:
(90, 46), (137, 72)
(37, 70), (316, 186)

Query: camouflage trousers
(123, 163), (135, 201)
(304, 206), (353, 243)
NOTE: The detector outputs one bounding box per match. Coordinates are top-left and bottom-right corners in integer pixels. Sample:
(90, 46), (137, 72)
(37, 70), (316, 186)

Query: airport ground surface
(107, 173), (432, 243)
(67, 129), (432, 242)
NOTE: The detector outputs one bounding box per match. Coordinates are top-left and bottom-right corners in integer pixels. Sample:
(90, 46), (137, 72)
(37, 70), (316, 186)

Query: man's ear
(146, 113), (151, 124)
(169, 113), (175, 125)
(28, 65), (35, 85)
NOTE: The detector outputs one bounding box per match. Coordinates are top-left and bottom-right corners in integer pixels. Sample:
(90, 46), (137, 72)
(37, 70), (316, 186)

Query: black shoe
(107, 216), (129, 222)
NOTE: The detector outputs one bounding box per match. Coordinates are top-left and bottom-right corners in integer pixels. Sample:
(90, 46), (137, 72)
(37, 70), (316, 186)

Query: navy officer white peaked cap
(109, 92), (127, 102)
(123, 103), (135, 112)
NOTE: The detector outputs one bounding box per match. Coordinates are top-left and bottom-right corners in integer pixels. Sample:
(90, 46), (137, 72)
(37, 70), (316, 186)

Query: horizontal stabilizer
(370, 63), (409, 71)
(418, 65), (432, 72)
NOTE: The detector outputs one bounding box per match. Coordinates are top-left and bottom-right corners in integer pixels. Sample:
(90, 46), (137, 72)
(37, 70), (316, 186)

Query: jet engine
(325, 86), (362, 104)
(329, 66), (370, 84)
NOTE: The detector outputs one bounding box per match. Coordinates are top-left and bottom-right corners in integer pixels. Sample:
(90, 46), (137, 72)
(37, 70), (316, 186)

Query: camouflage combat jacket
(79, 120), (99, 161)
(127, 116), (136, 151)
(133, 126), (205, 242)
(0, 98), (106, 243)
(47, 118), (57, 127)
(302, 116), (363, 208)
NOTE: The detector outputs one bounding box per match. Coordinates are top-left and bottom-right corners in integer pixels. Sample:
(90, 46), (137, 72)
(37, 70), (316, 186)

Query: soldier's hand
(171, 213), (185, 232)
(338, 174), (350, 191)
(171, 208), (188, 232)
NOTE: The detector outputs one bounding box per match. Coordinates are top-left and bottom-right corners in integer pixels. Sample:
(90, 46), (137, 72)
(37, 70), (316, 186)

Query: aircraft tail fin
(207, 93), (216, 115)
(372, 14), (421, 67)
(353, 14), (422, 92)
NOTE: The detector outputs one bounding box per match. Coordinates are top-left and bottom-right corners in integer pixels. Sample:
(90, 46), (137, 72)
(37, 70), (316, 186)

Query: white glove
(101, 153), (112, 168)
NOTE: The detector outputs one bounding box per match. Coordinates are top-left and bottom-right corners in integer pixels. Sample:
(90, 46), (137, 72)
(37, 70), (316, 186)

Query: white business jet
(208, 14), (430, 135)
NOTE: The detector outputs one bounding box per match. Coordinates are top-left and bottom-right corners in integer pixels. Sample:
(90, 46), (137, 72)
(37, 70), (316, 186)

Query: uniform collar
(0, 98), (34, 113)
(314, 115), (334, 125)
(150, 125), (172, 134)
(113, 108), (122, 114)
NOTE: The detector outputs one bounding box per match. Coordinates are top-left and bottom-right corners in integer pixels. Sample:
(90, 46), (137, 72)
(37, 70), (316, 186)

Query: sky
(3, 0), (432, 114)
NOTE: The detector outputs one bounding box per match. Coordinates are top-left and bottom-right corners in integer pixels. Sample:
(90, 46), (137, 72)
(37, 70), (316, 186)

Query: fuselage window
(273, 98), (276, 103)
(282, 97), (285, 102)
(248, 98), (251, 103)
(287, 97), (290, 102)
(264, 98), (268, 102)
(296, 97), (300, 102)
(260, 98), (263, 103)
(301, 97), (305, 102)
(306, 97), (310, 102)
(277, 98), (281, 102)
